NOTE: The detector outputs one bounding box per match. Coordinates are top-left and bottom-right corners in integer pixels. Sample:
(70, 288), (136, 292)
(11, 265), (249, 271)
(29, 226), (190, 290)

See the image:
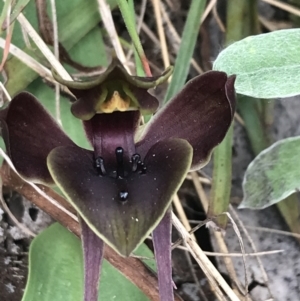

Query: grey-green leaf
(213, 29), (300, 98)
(240, 136), (300, 209)
(22, 223), (151, 301)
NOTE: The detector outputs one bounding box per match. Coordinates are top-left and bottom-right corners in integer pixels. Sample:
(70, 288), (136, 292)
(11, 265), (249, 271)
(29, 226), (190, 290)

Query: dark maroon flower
(0, 59), (235, 301)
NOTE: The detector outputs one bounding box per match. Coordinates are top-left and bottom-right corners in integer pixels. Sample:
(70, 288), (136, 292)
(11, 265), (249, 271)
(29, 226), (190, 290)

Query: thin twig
(172, 194), (208, 300)
(229, 205), (274, 300)
(159, 2), (203, 74)
(97, 0), (128, 68)
(221, 212), (249, 296)
(261, 0), (300, 17)
(191, 171), (209, 212)
(172, 218), (210, 249)
(151, 0), (170, 69)
(176, 246), (284, 257)
(246, 225), (300, 238)
(212, 4), (225, 32)
(0, 38), (71, 95)
(17, 13), (72, 80)
(191, 173), (249, 298)
(50, 0), (62, 125)
(172, 212), (241, 301)
(186, 173), (211, 184)
(0, 2), (13, 71)
(0, 81), (11, 101)
(235, 112), (245, 127)
(201, 0), (217, 24)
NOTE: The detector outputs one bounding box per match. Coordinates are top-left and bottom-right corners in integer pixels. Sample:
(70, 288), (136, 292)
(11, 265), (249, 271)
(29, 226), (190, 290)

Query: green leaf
(163, 0), (206, 103)
(1, 0), (116, 96)
(22, 223), (151, 301)
(240, 136), (300, 209)
(25, 78), (90, 149)
(7, 0), (32, 27)
(213, 29), (300, 98)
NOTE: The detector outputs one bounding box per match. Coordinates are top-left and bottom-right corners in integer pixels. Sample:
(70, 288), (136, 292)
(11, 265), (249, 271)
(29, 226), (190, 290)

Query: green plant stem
(117, 0), (151, 76)
(210, 0), (260, 227)
(209, 125), (233, 226)
(238, 95), (269, 154)
(163, 0), (206, 103)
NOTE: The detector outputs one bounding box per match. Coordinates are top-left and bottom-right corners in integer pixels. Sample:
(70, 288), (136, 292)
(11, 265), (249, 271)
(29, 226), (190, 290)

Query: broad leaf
(22, 223), (151, 301)
(213, 29), (300, 98)
(240, 136), (300, 209)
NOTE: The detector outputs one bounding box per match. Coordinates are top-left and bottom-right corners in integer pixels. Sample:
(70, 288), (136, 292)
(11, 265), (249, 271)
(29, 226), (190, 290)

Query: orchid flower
(0, 59), (235, 301)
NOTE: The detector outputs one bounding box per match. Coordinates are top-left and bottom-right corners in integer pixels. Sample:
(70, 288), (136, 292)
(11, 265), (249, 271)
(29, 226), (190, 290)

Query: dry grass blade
(246, 225), (300, 238)
(175, 247), (284, 257)
(172, 212), (241, 301)
(229, 205), (274, 300)
(0, 2), (14, 71)
(97, 0), (127, 67)
(159, 2), (203, 74)
(212, 3), (225, 32)
(221, 212), (249, 296)
(151, 0), (170, 68)
(0, 81), (11, 101)
(262, 0), (300, 17)
(172, 193), (209, 300)
(17, 13), (72, 80)
(49, 0), (62, 125)
(0, 38), (71, 96)
(191, 172), (250, 298)
(201, 0), (217, 24)
(172, 218), (209, 249)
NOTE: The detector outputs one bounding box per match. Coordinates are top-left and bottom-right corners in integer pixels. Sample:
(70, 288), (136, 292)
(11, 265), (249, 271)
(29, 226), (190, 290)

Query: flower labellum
(0, 58), (236, 301)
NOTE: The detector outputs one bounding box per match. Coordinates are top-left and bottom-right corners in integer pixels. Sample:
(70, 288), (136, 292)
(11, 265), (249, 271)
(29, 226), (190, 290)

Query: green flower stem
(209, 124), (233, 227)
(238, 95), (269, 154)
(210, 0), (261, 227)
(163, 0), (206, 103)
(117, 0), (151, 76)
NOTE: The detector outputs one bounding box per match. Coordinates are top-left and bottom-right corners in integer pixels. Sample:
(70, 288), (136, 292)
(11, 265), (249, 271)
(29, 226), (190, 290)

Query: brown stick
(0, 164), (183, 301)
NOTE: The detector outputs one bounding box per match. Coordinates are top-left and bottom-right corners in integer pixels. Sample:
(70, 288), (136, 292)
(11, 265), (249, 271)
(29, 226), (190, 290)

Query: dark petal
(128, 66), (173, 89)
(136, 71), (236, 170)
(129, 87), (159, 115)
(152, 209), (174, 301)
(80, 217), (104, 301)
(71, 85), (159, 120)
(53, 57), (173, 90)
(70, 86), (104, 120)
(53, 59), (172, 120)
(225, 75), (237, 115)
(47, 139), (192, 256)
(83, 111), (140, 171)
(0, 105), (8, 120)
(3, 92), (74, 184)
